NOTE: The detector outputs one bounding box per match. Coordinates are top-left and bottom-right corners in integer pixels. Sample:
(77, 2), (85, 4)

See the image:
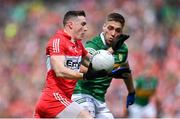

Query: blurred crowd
(0, 0), (179, 118)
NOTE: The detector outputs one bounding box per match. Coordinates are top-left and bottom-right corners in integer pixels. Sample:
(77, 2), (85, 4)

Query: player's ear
(103, 23), (106, 31)
(67, 21), (73, 29)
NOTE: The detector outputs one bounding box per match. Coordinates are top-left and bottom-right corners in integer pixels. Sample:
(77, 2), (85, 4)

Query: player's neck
(63, 29), (76, 43)
(64, 28), (72, 36)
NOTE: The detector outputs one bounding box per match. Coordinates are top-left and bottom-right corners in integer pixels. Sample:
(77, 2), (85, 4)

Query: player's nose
(84, 25), (88, 31)
(111, 30), (116, 37)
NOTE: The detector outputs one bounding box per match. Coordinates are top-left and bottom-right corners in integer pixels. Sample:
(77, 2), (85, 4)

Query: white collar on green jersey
(100, 32), (107, 46)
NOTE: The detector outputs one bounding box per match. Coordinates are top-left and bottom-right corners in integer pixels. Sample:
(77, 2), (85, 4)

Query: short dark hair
(107, 13), (125, 27)
(63, 10), (86, 26)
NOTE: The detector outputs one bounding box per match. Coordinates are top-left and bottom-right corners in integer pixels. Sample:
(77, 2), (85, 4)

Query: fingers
(120, 34), (130, 41)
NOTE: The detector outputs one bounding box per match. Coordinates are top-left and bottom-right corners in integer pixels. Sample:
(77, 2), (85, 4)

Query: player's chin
(79, 34), (86, 39)
(107, 41), (112, 46)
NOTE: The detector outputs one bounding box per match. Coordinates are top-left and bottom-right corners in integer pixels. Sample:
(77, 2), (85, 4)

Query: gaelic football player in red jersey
(34, 10), (107, 118)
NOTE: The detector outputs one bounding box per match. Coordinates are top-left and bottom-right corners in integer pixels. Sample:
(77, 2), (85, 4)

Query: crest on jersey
(86, 47), (96, 55)
(118, 54), (123, 62)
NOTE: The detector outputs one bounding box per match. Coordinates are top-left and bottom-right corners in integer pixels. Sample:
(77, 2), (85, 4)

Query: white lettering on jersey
(46, 55), (82, 72)
(65, 56), (82, 71)
(53, 38), (60, 53)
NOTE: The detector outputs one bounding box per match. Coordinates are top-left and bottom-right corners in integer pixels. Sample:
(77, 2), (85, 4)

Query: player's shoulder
(46, 33), (65, 50)
(49, 30), (67, 42)
(54, 30), (66, 40)
(117, 43), (128, 51)
(121, 43), (128, 49)
(86, 35), (105, 50)
(86, 35), (101, 44)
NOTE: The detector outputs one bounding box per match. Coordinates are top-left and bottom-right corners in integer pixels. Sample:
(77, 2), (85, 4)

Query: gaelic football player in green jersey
(128, 64), (158, 118)
(72, 12), (135, 118)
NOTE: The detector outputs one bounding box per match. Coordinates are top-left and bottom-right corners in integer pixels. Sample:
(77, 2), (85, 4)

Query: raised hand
(111, 34), (129, 51)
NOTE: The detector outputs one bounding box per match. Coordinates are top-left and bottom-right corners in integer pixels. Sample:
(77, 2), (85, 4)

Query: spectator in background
(128, 59), (158, 118)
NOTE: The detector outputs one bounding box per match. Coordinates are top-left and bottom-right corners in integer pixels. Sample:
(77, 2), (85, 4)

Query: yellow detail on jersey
(136, 89), (155, 97)
(113, 64), (121, 69)
(113, 63), (128, 69)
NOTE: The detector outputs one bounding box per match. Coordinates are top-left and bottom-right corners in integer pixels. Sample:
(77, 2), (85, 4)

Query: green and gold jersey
(74, 33), (128, 102)
(135, 76), (158, 106)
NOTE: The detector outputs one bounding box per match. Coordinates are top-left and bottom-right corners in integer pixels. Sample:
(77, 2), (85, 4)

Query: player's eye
(115, 28), (121, 33)
(107, 26), (122, 33)
(107, 26), (114, 31)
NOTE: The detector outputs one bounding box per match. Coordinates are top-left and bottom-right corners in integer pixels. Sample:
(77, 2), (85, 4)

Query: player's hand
(83, 63), (108, 80)
(111, 34), (129, 51)
(126, 91), (135, 108)
(108, 67), (131, 79)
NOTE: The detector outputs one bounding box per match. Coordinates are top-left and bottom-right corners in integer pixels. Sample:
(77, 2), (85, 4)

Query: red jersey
(44, 29), (88, 99)
(34, 29), (88, 118)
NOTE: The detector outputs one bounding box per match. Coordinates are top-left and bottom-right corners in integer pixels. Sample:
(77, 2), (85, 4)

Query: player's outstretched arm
(121, 62), (135, 108)
(108, 62), (135, 108)
(51, 55), (107, 80)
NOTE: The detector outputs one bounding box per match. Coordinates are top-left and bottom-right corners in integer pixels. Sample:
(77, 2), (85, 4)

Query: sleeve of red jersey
(47, 37), (66, 56)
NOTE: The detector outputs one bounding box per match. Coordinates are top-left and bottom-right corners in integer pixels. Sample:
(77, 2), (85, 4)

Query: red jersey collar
(57, 29), (71, 40)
